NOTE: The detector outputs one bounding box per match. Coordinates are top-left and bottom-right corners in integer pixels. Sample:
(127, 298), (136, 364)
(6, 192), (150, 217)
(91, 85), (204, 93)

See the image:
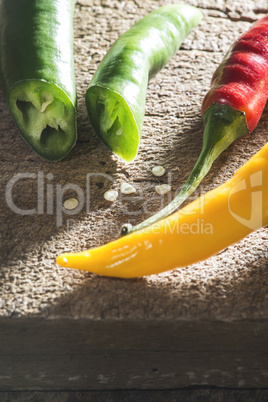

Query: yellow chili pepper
(57, 142), (268, 278)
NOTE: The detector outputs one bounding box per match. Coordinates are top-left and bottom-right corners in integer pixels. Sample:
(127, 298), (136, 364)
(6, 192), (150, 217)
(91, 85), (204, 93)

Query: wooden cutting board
(0, 0), (267, 390)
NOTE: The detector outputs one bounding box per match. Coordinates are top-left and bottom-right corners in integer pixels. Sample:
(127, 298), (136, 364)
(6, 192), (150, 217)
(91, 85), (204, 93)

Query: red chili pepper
(201, 15), (268, 132)
(121, 15), (268, 236)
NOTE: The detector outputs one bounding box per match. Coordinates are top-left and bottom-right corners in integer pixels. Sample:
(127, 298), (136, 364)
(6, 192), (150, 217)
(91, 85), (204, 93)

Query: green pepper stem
(120, 103), (249, 236)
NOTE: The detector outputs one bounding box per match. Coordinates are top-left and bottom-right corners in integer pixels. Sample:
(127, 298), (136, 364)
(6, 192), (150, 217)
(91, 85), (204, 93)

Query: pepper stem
(120, 103), (249, 236)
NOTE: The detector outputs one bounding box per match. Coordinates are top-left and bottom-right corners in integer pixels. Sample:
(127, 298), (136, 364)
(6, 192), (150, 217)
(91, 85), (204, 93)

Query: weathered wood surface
(0, 0), (267, 390)
(1, 389), (268, 402)
(1, 319), (268, 390)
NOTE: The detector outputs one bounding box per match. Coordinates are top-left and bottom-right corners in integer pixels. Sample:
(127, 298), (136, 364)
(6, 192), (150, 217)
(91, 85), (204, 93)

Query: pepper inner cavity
(15, 93), (67, 141)
(98, 98), (123, 136)
(40, 125), (66, 148)
(16, 90), (54, 114)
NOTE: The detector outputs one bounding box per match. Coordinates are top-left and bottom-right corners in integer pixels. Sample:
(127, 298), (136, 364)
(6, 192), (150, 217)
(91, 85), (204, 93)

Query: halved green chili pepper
(0, 0), (76, 161)
(85, 4), (202, 162)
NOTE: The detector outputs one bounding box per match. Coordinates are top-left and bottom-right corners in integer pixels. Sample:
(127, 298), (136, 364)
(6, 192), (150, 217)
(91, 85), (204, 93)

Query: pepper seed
(104, 190), (118, 202)
(120, 182), (136, 194)
(116, 127), (123, 136)
(152, 165), (165, 176)
(63, 198), (79, 210)
(155, 184), (171, 195)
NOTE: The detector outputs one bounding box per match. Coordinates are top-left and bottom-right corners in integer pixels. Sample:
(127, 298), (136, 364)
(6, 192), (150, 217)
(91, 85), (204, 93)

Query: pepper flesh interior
(9, 80), (76, 161)
(86, 86), (138, 162)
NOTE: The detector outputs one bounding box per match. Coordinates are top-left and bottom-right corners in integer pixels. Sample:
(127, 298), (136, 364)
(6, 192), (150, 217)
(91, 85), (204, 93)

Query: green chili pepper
(85, 4), (202, 162)
(0, 0), (76, 161)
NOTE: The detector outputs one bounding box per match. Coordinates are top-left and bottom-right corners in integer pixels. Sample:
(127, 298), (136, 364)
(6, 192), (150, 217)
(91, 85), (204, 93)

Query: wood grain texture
(0, 0), (267, 390)
(1, 389), (268, 401)
(0, 319), (267, 390)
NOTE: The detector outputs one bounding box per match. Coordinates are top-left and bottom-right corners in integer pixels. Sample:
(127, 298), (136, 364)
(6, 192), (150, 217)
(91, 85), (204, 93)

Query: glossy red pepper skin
(201, 15), (268, 132)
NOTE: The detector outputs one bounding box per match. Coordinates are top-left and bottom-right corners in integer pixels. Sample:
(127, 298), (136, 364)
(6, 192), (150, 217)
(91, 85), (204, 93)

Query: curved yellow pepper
(57, 142), (268, 278)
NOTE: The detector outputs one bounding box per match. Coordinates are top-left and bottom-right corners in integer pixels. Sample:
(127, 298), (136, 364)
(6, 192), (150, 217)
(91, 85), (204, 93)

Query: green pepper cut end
(8, 80), (76, 161)
(86, 85), (139, 162)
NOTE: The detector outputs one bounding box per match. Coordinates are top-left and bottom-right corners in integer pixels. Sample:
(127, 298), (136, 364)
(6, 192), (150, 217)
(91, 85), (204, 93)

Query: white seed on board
(63, 198), (79, 210)
(120, 182), (136, 194)
(104, 190), (118, 201)
(152, 165), (165, 176)
(155, 184), (171, 195)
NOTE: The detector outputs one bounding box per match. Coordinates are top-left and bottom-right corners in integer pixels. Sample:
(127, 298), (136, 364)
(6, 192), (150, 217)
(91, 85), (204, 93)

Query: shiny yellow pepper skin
(57, 142), (268, 278)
